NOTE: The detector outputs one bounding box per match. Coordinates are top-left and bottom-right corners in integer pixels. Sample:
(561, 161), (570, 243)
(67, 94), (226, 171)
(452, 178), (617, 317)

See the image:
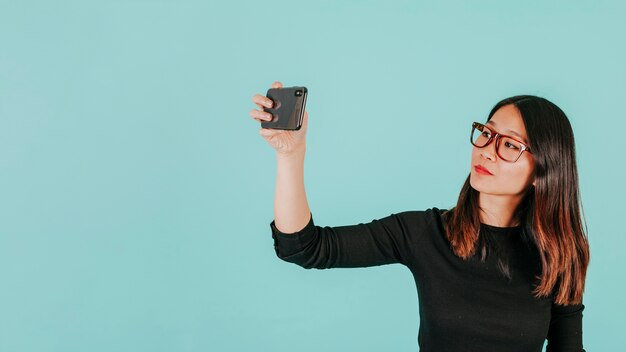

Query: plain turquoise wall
(0, 0), (623, 351)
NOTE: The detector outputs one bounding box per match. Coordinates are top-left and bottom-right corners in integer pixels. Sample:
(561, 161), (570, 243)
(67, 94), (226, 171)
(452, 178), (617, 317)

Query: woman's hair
(442, 95), (590, 306)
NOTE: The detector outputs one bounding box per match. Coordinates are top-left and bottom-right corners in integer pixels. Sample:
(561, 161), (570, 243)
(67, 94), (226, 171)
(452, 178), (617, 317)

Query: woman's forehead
(488, 106), (529, 143)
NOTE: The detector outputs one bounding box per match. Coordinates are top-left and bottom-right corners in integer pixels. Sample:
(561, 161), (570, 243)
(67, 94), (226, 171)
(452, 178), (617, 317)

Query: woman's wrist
(276, 146), (306, 160)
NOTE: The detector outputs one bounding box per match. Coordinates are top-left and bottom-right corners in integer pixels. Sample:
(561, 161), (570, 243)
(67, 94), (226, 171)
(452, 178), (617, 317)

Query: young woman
(250, 81), (589, 352)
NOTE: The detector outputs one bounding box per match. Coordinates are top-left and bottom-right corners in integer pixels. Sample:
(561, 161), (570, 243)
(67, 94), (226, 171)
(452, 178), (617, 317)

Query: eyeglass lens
(471, 124), (524, 162)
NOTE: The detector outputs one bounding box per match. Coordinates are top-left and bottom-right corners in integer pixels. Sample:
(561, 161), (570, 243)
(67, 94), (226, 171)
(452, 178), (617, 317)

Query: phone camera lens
(295, 90), (302, 96)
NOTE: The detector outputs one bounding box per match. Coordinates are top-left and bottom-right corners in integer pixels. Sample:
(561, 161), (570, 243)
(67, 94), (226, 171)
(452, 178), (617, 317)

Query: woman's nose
(481, 151), (495, 161)
(481, 139), (497, 161)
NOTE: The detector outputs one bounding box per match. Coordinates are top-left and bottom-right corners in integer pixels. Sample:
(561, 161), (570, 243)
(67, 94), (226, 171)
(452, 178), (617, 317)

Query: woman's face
(470, 104), (535, 196)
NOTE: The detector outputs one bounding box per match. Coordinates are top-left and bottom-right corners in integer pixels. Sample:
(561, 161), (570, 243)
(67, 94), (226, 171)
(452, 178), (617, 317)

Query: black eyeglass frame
(471, 122), (533, 163)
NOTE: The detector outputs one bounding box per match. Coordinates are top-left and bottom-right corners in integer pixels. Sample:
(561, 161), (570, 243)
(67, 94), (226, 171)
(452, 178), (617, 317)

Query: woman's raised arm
(251, 80), (311, 234)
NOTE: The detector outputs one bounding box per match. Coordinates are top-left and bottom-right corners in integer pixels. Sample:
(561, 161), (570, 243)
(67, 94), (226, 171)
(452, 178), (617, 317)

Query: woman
(250, 81), (590, 352)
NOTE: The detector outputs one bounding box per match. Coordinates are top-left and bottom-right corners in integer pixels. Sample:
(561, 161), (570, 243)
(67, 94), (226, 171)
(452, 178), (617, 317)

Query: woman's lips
(474, 165), (494, 175)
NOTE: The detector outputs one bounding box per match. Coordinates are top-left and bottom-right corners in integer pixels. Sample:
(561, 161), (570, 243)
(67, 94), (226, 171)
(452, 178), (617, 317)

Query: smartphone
(261, 86), (307, 130)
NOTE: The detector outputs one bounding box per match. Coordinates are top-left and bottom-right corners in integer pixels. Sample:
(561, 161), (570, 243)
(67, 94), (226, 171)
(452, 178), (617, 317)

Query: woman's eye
(482, 131), (491, 138)
(504, 141), (519, 150)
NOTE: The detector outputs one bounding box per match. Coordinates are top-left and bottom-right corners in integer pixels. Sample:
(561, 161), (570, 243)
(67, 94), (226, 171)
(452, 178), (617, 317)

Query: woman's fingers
(250, 81), (282, 124)
(249, 108), (272, 122)
(252, 94), (273, 109)
(251, 81), (281, 108)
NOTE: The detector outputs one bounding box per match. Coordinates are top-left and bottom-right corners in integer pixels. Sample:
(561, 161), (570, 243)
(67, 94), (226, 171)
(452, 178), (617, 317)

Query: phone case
(261, 86), (308, 130)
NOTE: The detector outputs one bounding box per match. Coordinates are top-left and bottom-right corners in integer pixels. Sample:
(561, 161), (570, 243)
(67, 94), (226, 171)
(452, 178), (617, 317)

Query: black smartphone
(261, 86), (307, 130)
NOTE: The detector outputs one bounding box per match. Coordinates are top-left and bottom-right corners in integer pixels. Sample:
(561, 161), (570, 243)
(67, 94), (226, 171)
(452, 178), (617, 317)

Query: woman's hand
(250, 81), (308, 156)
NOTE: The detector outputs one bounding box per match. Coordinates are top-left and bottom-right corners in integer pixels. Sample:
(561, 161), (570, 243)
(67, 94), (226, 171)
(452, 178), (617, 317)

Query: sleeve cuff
(269, 212), (316, 257)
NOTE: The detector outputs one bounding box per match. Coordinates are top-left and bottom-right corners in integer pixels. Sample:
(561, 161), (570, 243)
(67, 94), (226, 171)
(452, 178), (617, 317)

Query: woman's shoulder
(392, 206), (449, 235)
(396, 206), (449, 217)
(387, 207), (452, 265)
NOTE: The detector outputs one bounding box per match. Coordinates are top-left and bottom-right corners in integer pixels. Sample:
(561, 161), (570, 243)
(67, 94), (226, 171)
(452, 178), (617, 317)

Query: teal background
(1, 0), (623, 351)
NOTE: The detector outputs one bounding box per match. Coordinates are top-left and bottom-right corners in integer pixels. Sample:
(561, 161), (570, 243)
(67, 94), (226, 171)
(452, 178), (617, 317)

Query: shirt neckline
(480, 222), (523, 233)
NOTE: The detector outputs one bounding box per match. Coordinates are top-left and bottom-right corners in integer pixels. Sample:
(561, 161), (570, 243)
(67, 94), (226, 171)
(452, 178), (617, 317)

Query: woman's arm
(269, 141), (428, 269)
(545, 301), (585, 352)
(262, 80), (424, 269)
(273, 147), (311, 234)
(270, 210), (419, 269)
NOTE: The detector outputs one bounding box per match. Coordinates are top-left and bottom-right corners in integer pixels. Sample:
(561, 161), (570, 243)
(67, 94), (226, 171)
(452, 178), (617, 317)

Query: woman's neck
(477, 192), (524, 227)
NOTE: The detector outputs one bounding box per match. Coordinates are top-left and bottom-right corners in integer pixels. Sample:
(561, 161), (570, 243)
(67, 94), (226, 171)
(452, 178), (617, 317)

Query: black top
(269, 207), (585, 352)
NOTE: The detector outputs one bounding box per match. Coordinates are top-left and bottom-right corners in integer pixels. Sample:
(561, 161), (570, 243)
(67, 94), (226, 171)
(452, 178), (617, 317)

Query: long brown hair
(442, 95), (590, 305)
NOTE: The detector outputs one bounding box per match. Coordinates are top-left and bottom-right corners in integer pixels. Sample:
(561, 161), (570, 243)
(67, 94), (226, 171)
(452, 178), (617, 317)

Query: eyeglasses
(470, 122), (532, 163)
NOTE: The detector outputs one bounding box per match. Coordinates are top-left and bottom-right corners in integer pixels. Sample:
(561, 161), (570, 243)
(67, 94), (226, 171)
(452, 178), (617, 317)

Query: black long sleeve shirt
(269, 207), (585, 352)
